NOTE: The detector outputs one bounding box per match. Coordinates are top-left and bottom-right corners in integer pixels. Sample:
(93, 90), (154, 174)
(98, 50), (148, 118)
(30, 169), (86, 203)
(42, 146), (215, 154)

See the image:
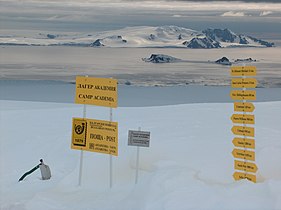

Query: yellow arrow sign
(234, 160), (258, 173)
(231, 114), (255, 124)
(232, 126), (254, 137)
(233, 171), (256, 183)
(232, 137), (255, 149)
(230, 90), (256, 101)
(231, 66), (257, 76)
(231, 78), (257, 88)
(234, 102), (255, 112)
(232, 148), (255, 161)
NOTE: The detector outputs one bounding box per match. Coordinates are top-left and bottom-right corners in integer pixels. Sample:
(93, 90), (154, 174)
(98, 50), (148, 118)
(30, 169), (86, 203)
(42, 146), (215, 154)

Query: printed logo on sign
(72, 119), (87, 147)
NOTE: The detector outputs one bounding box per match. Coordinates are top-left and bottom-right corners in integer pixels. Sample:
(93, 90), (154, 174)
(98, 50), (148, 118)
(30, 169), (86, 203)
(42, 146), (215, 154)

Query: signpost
(230, 90), (256, 101)
(128, 129), (151, 184)
(234, 102), (255, 112)
(231, 66), (256, 76)
(73, 76), (118, 188)
(234, 160), (258, 173)
(232, 148), (255, 161)
(231, 114), (255, 124)
(233, 171), (256, 183)
(75, 76), (117, 108)
(230, 66), (257, 183)
(128, 130), (151, 147)
(72, 118), (118, 156)
(231, 126), (255, 137)
(232, 137), (255, 149)
(231, 78), (257, 89)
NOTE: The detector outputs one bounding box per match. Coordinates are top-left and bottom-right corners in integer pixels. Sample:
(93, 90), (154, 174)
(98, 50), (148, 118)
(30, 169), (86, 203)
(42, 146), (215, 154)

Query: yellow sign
(232, 126), (254, 137)
(231, 114), (255, 124)
(232, 137), (255, 149)
(233, 171), (256, 183)
(232, 148), (255, 161)
(75, 76), (118, 108)
(234, 102), (255, 112)
(231, 66), (257, 76)
(72, 118), (87, 147)
(230, 90), (256, 101)
(72, 118), (118, 156)
(231, 78), (257, 88)
(234, 160), (258, 173)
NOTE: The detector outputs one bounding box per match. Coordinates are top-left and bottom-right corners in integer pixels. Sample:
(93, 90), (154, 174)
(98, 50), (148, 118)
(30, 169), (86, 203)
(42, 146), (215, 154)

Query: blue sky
(1, 0), (280, 39)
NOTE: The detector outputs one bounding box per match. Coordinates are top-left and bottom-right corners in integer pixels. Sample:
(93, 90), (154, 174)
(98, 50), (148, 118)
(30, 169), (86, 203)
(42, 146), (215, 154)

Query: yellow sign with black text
(232, 126), (255, 137)
(232, 148), (255, 161)
(75, 76), (118, 108)
(232, 137), (255, 149)
(231, 78), (257, 88)
(230, 90), (256, 101)
(231, 114), (255, 124)
(233, 171), (256, 183)
(234, 102), (255, 112)
(71, 118), (118, 156)
(234, 160), (258, 173)
(231, 66), (257, 76)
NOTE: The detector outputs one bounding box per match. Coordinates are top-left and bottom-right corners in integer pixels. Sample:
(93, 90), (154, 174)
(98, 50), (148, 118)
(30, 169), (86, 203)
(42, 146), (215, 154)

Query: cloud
(260, 11), (273, 16)
(221, 11), (248, 17)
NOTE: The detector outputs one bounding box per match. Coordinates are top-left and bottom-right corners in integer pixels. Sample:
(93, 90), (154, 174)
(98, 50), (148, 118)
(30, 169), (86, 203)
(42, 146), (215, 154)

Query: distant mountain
(183, 37), (221, 49)
(142, 54), (181, 63)
(0, 26), (274, 48)
(201, 28), (274, 48)
(215, 57), (231, 65)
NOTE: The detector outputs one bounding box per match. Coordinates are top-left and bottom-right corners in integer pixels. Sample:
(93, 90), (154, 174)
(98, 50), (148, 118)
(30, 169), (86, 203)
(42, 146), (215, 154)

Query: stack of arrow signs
(230, 66), (258, 183)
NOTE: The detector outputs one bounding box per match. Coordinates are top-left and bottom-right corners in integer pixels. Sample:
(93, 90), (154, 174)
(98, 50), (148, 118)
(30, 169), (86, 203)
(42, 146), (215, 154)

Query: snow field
(0, 100), (281, 210)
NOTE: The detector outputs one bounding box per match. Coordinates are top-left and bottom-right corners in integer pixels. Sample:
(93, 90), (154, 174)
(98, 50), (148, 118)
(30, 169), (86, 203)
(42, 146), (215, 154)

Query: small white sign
(128, 130), (150, 147)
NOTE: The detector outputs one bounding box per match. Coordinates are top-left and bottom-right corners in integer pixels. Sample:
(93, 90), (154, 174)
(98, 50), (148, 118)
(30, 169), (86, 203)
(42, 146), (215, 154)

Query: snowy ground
(1, 97), (281, 210)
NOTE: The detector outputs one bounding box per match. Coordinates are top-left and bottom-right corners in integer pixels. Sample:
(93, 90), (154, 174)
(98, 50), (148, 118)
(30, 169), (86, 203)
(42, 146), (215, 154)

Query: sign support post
(128, 128), (150, 184)
(230, 66), (257, 183)
(73, 76), (118, 188)
(135, 127), (141, 184)
(109, 107), (113, 188)
(78, 76), (88, 186)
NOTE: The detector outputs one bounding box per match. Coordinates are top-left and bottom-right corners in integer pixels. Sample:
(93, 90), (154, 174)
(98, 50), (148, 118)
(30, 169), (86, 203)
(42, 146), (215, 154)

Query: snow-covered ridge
(0, 26), (274, 48)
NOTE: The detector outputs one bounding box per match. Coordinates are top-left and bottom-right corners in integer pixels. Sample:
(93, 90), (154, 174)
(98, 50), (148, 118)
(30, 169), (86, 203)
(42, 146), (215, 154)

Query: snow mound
(1, 100), (281, 210)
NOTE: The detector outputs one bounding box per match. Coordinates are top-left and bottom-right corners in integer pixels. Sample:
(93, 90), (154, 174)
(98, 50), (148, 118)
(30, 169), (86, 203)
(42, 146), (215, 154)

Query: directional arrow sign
(232, 126), (254, 137)
(231, 114), (255, 124)
(232, 137), (255, 149)
(231, 66), (257, 76)
(234, 160), (258, 173)
(230, 90), (256, 101)
(231, 78), (257, 88)
(233, 171), (256, 183)
(232, 148), (255, 161)
(234, 102), (255, 112)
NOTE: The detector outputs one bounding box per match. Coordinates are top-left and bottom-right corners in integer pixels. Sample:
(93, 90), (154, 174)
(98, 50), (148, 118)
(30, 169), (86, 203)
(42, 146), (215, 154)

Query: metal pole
(135, 127), (141, 184)
(78, 75), (88, 186)
(78, 103), (87, 186)
(109, 107), (113, 188)
(135, 146), (140, 184)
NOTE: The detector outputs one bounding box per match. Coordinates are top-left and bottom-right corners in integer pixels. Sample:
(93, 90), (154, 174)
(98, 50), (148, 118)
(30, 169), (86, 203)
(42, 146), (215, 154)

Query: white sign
(128, 130), (150, 147)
